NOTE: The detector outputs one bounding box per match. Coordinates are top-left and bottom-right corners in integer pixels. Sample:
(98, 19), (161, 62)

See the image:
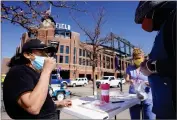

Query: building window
(106, 56), (110, 69)
(86, 59), (89, 66)
(95, 61), (97, 67)
(88, 61), (90, 66)
(79, 58), (82, 65)
(83, 59), (85, 65)
(86, 51), (88, 57)
(111, 58), (113, 69)
(60, 45), (64, 53)
(73, 56), (76, 64)
(90, 61), (92, 66)
(66, 46), (69, 54)
(99, 55), (101, 67)
(74, 47), (76, 55)
(65, 56), (69, 63)
(59, 55), (63, 63)
(83, 50), (86, 57)
(79, 49), (82, 56)
(86, 51), (90, 58)
(103, 56), (105, 68)
(122, 61), (124, 70)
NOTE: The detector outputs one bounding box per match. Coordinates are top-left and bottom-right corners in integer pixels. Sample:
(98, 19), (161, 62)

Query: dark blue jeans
(129, 101), (155, 120)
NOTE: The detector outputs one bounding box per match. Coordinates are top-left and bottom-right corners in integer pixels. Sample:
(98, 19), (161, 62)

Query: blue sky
(2, 1), (157, 59)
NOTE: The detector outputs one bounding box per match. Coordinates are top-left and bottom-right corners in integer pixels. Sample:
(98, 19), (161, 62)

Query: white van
(69, 77), (88, 87)
(96, 76), (122, 88)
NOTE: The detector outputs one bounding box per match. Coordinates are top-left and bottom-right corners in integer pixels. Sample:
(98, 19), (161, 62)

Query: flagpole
(49, 3), (52, 15)
(19, 37), (22, 53)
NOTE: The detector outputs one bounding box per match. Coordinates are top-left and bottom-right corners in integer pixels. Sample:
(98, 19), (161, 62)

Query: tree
(1, 1), (86, 31)
(71, 7), (111, 96)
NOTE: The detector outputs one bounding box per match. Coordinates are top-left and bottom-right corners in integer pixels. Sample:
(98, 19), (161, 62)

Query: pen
(82, 102), (91, 105)
(111, 101), (125, 103)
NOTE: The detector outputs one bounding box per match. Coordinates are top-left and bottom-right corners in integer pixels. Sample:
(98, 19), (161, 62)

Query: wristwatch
(146, 59), (158, 73)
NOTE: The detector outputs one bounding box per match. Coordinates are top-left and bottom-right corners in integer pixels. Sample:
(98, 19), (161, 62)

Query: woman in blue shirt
(126, 48), (155, 120)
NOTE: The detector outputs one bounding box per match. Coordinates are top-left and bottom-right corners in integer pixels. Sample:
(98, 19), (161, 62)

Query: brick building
(2, 18), (135, 80)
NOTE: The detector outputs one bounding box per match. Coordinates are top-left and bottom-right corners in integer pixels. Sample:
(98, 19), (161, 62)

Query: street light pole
(119, 54), (123, 92)
(74, 35), (77, 79)
(111, 32), (124, 92)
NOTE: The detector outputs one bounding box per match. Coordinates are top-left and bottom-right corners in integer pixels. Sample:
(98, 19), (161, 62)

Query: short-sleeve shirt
(3, 65), (57, 119)
(126, 65), (152, 101)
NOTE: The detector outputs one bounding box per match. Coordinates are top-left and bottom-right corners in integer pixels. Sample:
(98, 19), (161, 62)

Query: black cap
(135, 1), (166, 24)
(21, 39), (56, 53)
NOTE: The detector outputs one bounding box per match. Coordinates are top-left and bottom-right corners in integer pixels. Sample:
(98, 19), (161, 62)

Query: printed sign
(56, 23), (71, 30)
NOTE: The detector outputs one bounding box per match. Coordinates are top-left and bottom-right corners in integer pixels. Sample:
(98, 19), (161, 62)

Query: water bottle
(100, 83), (110, 103)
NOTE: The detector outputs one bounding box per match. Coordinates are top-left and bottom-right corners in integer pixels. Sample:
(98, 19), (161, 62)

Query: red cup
(100, 84), (110, 103)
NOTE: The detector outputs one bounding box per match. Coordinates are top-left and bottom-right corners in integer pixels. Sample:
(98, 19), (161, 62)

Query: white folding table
(58, 94), (140, 119)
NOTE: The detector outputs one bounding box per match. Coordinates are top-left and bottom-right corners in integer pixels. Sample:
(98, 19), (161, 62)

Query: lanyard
(135, 69), (141, 83)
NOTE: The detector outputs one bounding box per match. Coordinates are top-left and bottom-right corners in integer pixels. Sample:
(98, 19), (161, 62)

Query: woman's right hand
(54, 99), (72, 107)
(129, 79), (134, 85)
(43, 57), (56, 72)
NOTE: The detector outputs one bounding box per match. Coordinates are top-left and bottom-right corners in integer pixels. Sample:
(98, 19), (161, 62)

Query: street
(1, 84), (131, 119)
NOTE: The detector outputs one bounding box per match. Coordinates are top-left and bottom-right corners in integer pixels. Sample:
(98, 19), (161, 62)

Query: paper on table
(79, 96), (96, 102)
(110, 94), (137, 102)
(79, 100), (121, 113)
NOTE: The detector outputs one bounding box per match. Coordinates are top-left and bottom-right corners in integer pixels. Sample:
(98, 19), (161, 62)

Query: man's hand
(54, 99), (72, 107)
(140, 60), (152, 76)
(43, 57), (56, 72)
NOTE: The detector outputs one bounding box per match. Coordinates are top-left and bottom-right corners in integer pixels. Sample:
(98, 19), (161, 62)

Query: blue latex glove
(145, 86), (150, 93)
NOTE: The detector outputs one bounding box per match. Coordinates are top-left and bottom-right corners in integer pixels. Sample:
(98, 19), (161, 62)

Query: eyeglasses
(41, 52), (49, 57)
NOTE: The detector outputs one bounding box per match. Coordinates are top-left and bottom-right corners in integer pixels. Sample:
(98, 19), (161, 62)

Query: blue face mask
(31, 55), (46, 70)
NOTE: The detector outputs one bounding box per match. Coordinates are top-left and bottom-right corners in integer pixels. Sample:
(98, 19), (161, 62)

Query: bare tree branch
(70, 12), (94, 41)
(49, 1), (87, 12)
(1, 1), (87, 31)
(71, 7), (111, 95)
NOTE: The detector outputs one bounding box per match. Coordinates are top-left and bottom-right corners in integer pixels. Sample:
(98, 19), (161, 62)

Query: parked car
(96, 76), (122, 88)
(69, 78), (88, 87)
(50, 74), (71, 88)
(49, 84), (71, 101)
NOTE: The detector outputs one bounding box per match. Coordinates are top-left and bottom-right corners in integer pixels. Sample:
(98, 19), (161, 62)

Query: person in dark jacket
(134, 1), (176, 119)
(3, 39), (72, 119)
